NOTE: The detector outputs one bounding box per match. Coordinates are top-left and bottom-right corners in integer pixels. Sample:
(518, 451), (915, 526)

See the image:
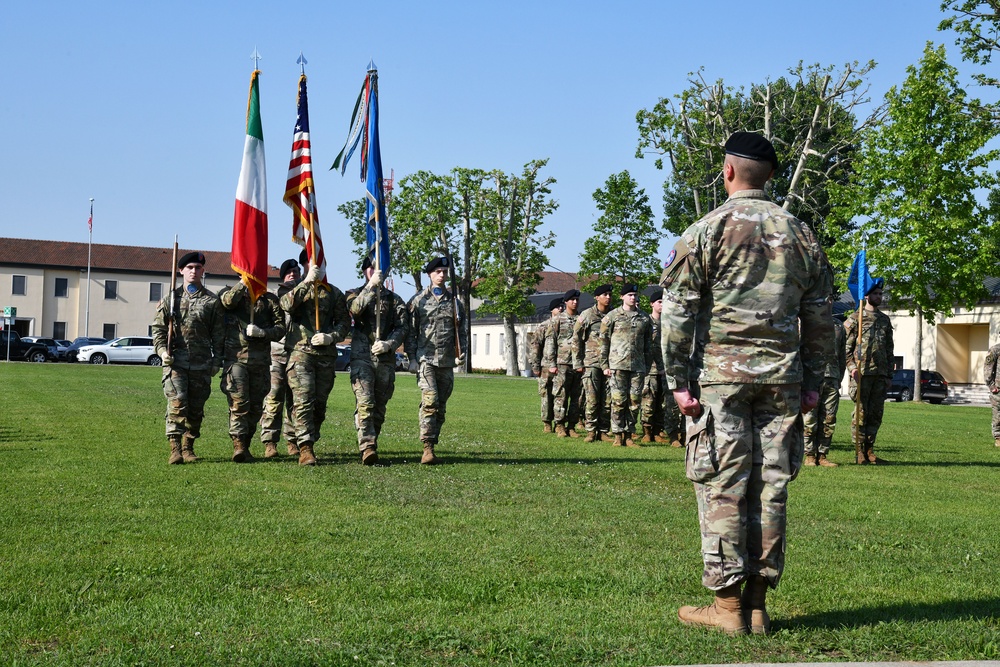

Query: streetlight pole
(85, 198), (93, 337)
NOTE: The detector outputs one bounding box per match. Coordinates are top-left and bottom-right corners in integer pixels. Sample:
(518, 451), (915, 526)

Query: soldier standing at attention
(600, 283), (653, 447)
(641, 289), (669, 443)
(803, 299), (846, 467)
(346, 257), (409, 466)
(574, 284), (613, 442)
(259, 258), (301, 457)
(406, 256), (468, 465)
(280, 261), (351, 466)
(661, 132), (834, 636)
(152, 251), (225, 465)
(845, 280), (893, 465)
(984, 341), (1000, 447)
(531, 298), (563, 433)
(217, 277), (285, 463)
(546, 288), (584, 438)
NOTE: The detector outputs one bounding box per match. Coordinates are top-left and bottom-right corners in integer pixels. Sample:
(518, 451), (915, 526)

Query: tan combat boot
(866, 436), (887, 464)
(584, 431), (598, 443)
(678, 583), (748, 636)
(995, 437), (1000, 448)
(612, 433), (625, 447)
(287, 441), (300, 457)
(803, 453), (818, 467)
(567, 426), (580, 438)
(168, 436), (184, 465)
(263, 441), (279, 459)
(362, 446), (379, 466)
(232, 436), (254, 463)
(555, 423), (569, 438)
(740, 575), (771, 635)
(542, 421), (553, 434)
(671, 438), (684, 448)
(642, 425), (655, 444)
(298, 442), (317, 466)
(817, 454), (838, 468)
(854, 439), (868, 465)
(654, 430), (670, 443)
(181, 435), (199, 463)
(626, 433), (641, 448)
(421, 442), (438, 465)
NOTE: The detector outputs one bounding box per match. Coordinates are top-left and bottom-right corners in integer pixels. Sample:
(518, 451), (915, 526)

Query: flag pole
(85, 198), (94, 337)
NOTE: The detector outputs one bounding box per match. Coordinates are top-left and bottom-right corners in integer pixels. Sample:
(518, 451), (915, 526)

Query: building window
(53, 322), (66, 339)
(54, 278), (68, 298)
(103, 323), (117, 340)
(485, 333), (491, 355)
(472, 334), (477, 354)
(12, 275), (26, 295)
(149, 283), (162, 302)
(105, 280), (118, 300)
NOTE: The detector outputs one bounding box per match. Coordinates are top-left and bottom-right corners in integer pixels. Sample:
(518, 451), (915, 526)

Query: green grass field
(1, 362), (998, 666)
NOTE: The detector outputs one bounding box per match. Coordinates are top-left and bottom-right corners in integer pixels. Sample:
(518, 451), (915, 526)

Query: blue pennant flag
(847, 250), (876, 304)
(364, 66), (390, 274)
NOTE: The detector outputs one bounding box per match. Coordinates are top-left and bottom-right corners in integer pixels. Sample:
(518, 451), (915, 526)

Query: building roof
(0, 237), (279, 279)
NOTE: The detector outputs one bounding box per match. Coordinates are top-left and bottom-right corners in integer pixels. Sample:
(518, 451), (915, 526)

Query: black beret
(724, 131), (779, 170)
(649, 288), (664, 303)
(867, 277), (885, 295)
(177, 251), (206, 268)
(593, 284), (613, 297)
(425, 256), (449, 273)
(620, 283), (639, 295)
(299, 248), (309, 266)
(279, 259), (299, 278)
(563, 289), (581, 301)
(361, 255), (373, 272)
(548, 297), (564, 311)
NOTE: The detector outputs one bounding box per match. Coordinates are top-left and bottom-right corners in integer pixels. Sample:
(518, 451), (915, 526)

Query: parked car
(29, 337), (61, 361)
(0, 330), (51, 363)
(77, 336), (159, 365)
(55, 340), (73, 360)
(886, 368), (948, 404)
(335, 345), (351, 373)
(65, 337), (108, 362)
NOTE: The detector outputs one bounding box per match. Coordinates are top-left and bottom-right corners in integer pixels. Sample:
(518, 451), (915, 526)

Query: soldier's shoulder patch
(659, 240), (691, 286)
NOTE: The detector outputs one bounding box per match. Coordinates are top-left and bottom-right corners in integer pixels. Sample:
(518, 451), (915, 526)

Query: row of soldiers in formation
(150, 250), (467, 467)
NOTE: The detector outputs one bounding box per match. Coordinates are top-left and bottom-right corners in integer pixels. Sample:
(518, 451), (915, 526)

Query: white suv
(77, 336), (159, 365)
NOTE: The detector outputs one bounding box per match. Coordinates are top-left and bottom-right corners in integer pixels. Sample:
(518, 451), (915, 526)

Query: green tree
(830, 43), (1000, 399)
(578, 170), (660, 298)
(451, 167), (490, 373)
(939, 0), (1000, 88)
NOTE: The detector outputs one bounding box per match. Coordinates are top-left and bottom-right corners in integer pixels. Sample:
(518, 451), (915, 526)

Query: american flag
(284, 74), (326, 281)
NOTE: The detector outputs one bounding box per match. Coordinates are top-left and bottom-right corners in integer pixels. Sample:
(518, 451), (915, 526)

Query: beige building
(0, 237), (279, 341)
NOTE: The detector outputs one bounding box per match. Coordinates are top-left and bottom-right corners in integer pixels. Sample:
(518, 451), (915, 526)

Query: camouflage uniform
(600, 307), (653, 436)
(218, 284), (285, 445)
(529, 322), (556, 425)
(346, 283), (408, 454)
(803, 316), (846, 457)
(281, 280), (351, 448)
(406, 286), (468, 446)
(984, 343), (1000, 441)
(259, 281), (297, 451)
(152, 284), (225, 443)
(660, 188), (834, 592)
(545, 310), (582, 431)
(845, 307), (893, 457)
(574, 305), (612, 435)
(641, 314), (666, 437)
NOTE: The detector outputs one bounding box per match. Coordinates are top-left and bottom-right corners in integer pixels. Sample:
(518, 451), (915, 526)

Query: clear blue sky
(0, 1), (962, 295)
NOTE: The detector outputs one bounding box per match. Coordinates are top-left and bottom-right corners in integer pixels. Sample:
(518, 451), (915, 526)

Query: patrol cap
(593, 284), (613, 297)
(279, 259), (299, 278)
(724, 131), (779, 170)
(563, 288), (581, 301)
(620, 283), (639, 296)
(548, 297), (564, 311)
(178, 251), (206, 268)
(425, 256), (449, 273)
(649, 288), (664, 303)
(867, 277), (885, 295)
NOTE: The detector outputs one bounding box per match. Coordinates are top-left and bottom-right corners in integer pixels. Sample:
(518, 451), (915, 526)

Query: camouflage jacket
(573, 305), (611, 369)
(600, 306), (653, 373)
(984, 343), (1000, 391)
(544, 311), (579, 367)
(659, 189), (834, 392)
(269, 281), (297, 364)
(346, 283), (408, 366)
(529, 317), (553, 374)
(828, 317), (847, 381)
(280, 281), (351, 357)
(152, 284), (225, 370)
(845, 308), (894, 377)
(406, 286), (467, 368)
(218, 284), (285, 367)
(649, 314), (665, 375)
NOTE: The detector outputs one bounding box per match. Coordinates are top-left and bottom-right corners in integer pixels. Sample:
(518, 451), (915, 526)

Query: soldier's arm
(349, 283), (377, 317)
(885, 316), (894, 372)
(219, 283), (247, 309)
(661, 235), (702, 391)
(329, 289), (351, 343)
(798, 255), (835, 394)
(280, 279), (313, 313)
(262, 295), (286, 342)
(210, 298), (226, 361)
(572, 315), (587, 369)
(844, 315), (858, 375)
(836, 324), (848, 381)
(404, 295), (419, 359)
(385, 294), (409, 352)
(544, 317), (559, 367)
(643, 320), (654, 373)
(151, 296), (170, 355)
(599, 316), (612, 371)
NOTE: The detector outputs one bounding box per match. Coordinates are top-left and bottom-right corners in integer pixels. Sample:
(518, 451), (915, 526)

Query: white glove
(160, 352), (173, 366)
(367, 269), (383, 289)
(371, 339), (390, 355)
(408, 359), (419, 374)
(245, 324), (266, 338)
(311, 332), (334, 346)
(455, 353), (466, 367)
(304, 264), (322, 284)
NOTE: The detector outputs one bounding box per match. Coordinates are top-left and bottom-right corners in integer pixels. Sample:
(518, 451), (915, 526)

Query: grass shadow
(788, 597), (1000, 630)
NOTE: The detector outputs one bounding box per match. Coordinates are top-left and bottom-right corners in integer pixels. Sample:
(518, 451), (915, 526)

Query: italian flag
(232, 69), (269, 302)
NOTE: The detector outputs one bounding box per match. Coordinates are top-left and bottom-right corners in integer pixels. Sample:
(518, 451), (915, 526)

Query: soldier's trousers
(686, 383), (803, 591)
(417, 363), (454, 444)
(162, 366), (212, 438)
(803, 377), (841, 455)
(991, 392), (1000, 438)
(259, 350), (296, 446)
(551, 365), (582, 426)
(581, 367), (610, 433)
(351, 360), (396, 451)
(537, 371), (555, 423)
(850, 375), (888, 442)
(287, 350), (336, 445)
(220, 362), (269, 441)
(610, 370), (645, 435)
(641, 372), (665, 431)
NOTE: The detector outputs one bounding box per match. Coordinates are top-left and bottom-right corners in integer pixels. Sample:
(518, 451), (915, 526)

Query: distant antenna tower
(383, 168), (394, 203)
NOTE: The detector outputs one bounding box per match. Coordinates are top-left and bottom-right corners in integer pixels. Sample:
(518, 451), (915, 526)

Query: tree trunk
(411, 272), (423, 293)
(914, 304), (923, 402)
(503, 315), (520, 376)
(462, 209), (473, 373)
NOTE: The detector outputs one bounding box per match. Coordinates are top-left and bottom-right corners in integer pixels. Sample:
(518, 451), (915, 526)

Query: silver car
(77, 336), (159, 365)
